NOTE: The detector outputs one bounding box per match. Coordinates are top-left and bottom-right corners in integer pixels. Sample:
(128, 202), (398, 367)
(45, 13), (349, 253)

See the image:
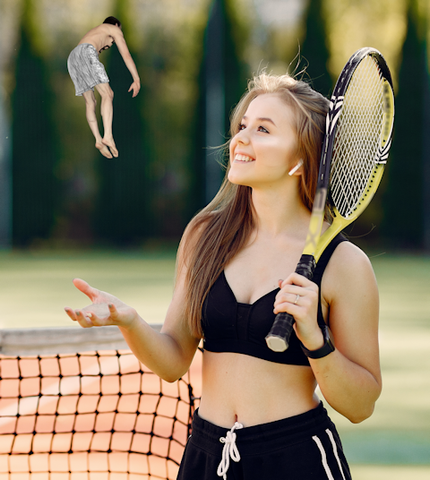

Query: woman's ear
(288, 159), (304, 176)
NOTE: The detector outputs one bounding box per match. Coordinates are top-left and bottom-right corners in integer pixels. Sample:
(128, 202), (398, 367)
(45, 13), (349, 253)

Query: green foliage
(107, 2), (209, 240)
(195, 0), (250, 205)
(94, 3), (149, 245)
(11, 2), (58, 246)
(6, 0), (429, 250)
(381, 0), (428, 248)
(94, 48), (149, 244)
(224, 0), (250, 122)
(300, 0), (333, 96)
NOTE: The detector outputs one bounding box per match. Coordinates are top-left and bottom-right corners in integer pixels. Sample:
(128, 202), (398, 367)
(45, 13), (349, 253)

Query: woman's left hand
(273, 272), (324, 350)
(64, 278), (138, 329)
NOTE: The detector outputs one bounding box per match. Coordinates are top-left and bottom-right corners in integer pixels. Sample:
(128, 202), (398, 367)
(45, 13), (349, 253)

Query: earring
(288, 159), (303, 176)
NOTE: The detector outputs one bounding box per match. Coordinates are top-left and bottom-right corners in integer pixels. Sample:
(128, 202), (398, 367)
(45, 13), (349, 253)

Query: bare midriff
(198, 350), (319, 428)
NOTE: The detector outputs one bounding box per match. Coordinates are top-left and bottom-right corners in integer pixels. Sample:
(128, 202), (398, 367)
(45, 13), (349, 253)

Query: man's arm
(109, 25), (141, 97)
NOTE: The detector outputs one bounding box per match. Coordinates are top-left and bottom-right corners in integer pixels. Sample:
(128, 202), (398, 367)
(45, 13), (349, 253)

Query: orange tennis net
(0, 347), (202, 479)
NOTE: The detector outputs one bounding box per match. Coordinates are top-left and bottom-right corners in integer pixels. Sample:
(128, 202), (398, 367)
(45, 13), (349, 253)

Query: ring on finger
(294, 294), (300, 305)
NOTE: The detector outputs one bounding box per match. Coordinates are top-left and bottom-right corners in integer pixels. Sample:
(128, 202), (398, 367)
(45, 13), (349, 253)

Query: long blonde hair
(180, 72), (329, 337)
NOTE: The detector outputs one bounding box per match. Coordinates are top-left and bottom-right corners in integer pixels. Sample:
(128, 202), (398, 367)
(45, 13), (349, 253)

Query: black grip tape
(266, 254), (316, 352)
(265, 312), (295, 351)
(295, 254), (316, 279)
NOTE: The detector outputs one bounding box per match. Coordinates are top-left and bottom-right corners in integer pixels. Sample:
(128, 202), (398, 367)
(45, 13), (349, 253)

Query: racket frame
(265, 47), (395, 352)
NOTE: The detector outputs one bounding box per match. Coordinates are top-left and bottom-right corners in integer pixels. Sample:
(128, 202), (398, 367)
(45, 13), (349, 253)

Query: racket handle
(266, 254), (317, 352)
(295, 254), (316, 279)
(265, 311), (295, 352)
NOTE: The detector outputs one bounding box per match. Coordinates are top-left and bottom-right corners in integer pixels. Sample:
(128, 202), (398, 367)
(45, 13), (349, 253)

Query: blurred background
(0, 0), (429, 251)
(0, 0), (429, 478)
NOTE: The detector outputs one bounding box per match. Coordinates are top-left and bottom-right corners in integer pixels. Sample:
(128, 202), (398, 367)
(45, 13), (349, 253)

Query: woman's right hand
(64, 278), (138, 329)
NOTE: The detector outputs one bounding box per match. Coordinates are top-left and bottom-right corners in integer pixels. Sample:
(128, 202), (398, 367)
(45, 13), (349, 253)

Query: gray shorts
(67, 43), (109, 96)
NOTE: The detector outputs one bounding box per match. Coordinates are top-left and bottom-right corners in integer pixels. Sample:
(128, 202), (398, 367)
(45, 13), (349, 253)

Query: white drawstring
(217, 421), (244, 479)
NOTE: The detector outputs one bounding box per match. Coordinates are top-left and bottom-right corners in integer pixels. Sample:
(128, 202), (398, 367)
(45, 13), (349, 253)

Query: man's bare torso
(78, 24), (116, 54)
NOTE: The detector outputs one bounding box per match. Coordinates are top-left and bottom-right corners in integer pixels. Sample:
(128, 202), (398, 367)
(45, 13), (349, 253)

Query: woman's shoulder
(323, 239), (378, 301)
(331, 240), (374, 271)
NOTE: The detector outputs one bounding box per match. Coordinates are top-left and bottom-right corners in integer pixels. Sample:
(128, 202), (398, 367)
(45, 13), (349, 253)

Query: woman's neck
(250, 185), (310, 239)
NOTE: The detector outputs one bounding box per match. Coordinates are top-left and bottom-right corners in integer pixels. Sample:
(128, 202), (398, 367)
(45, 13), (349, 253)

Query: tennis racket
(266, 47), (395, 352)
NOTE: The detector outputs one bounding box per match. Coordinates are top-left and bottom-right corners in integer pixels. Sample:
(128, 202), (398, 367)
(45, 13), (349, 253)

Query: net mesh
(0, 348), (202, 479)
(330, 55), (386, 218)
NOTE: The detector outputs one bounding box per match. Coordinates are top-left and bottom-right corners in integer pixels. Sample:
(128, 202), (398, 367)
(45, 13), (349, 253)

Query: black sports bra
(202, 234), (348, 366)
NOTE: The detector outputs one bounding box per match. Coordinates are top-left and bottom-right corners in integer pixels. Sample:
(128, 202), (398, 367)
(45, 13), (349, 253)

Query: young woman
(65, 72), (382, 480)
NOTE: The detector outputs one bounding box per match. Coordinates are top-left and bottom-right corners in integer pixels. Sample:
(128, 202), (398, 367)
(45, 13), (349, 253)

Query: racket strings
(330, 56), (386, 218)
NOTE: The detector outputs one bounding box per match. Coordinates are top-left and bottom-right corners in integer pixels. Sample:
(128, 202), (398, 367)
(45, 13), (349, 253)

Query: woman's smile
(234, 153), (255, 163)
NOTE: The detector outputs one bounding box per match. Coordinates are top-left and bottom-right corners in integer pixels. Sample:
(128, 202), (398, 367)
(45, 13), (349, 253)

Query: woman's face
(228, 93), (300, 189)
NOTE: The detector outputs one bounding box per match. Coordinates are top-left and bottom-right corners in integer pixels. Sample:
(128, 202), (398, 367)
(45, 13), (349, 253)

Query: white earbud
(288, 159), (303, 176)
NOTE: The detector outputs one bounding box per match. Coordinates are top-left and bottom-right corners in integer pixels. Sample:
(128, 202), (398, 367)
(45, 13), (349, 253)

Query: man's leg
(95, 83), (118, 158)
(82, 90), (113, 159)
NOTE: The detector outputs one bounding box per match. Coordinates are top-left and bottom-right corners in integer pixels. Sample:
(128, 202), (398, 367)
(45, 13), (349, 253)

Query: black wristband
(301, 325), (335, 359)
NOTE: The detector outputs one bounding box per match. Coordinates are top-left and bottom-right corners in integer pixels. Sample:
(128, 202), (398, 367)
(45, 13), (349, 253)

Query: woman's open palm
(64, 278), (137, 328)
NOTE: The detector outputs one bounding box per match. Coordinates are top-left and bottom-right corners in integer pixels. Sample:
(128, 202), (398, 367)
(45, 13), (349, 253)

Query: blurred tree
(194, 0), (250, 207)
(421, 10), (430, 251)
(94, 1), (149, 245)
(11, 0), (58, 246)
(381, 0), (428, 248)
(0, 79), (11, 249)
(300, 0), (333, 96)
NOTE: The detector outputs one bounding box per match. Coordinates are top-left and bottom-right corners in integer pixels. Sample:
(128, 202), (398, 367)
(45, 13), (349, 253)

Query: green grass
(0, 248), (429, 473)
(0, 249), (176, 329)
(350, 465), (430, 479)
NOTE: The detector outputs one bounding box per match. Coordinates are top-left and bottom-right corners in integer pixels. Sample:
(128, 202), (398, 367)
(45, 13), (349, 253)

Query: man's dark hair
(103, 16), (121, 28)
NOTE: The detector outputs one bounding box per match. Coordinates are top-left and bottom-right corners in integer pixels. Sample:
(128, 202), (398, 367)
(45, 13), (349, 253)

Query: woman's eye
(237, 124), (268, 134)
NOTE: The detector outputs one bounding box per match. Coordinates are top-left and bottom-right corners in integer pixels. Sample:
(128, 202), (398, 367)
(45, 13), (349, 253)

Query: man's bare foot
(96, 141), (113, 159)
(102, 138), (119, 157)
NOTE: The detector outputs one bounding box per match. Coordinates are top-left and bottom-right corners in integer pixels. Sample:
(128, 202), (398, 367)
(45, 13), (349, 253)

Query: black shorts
(177, 403), (351, 480)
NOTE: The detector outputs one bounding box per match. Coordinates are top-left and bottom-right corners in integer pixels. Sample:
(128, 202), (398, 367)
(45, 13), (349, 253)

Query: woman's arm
(274, 242), (382, 423)
(311, 242), (382, 422)
(118, 264), (200, 382)
(65, 231), (201, 383)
